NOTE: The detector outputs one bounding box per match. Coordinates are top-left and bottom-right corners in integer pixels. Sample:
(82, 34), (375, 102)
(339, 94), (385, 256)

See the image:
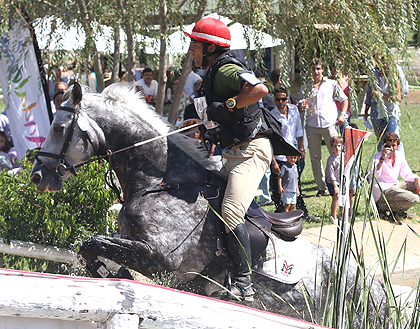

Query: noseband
(34, 105), (80, 179)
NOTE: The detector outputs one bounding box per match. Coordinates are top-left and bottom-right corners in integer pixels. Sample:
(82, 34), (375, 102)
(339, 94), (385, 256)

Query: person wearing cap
(185, 17), (299, 302)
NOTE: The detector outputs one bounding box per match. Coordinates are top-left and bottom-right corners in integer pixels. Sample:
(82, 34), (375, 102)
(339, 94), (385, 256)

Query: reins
(34, 104), (208, 178)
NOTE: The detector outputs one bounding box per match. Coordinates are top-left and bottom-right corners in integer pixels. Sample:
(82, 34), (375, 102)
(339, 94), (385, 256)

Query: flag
(0, 17), (51, 159)
(339, 127), (372, 207)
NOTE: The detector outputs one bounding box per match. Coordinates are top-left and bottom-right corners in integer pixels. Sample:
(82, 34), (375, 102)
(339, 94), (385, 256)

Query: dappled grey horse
(31, 83), (388, 327)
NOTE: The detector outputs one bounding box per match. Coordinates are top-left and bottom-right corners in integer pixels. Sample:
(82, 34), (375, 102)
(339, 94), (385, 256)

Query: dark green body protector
(200, 52), (300, 156)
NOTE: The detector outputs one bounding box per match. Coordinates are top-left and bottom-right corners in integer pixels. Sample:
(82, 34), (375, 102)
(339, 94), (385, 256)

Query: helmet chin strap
(200, 42), (218, 69)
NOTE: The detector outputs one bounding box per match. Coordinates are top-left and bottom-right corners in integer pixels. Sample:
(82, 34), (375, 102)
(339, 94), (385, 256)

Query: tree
(1, 0), (418, 112)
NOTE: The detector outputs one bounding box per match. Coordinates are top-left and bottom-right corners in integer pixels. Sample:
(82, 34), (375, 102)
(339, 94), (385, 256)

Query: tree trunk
(167, 3), (206, 124)
(167, 54), (193, 124)
(93, 52), (104, 92)
(76, 0), (104, 92)
(155, 0), (168, 115)
(116, 0), (135, 82)
(111, 18), (121, 84)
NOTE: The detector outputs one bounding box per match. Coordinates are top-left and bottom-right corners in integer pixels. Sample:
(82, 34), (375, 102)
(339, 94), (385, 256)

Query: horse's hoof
(86, 258), (113, 278)
(116, 266), (134, 280)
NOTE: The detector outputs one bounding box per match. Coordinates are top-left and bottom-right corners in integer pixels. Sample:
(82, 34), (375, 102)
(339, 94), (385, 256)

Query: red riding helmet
(184, 17), (231, 48)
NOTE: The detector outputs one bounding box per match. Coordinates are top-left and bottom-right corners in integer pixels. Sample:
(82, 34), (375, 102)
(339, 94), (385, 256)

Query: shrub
(0, 158), (118, 273)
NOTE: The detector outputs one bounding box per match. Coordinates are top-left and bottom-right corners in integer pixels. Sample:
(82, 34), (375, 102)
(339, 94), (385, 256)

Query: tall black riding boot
(211, 223), (255, 301)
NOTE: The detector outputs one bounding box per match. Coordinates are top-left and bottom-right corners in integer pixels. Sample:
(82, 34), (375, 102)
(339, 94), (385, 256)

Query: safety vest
(200, 52), (299, 156)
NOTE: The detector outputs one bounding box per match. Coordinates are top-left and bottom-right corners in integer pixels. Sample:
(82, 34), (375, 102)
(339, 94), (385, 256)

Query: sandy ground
(301, 220), (420, 287)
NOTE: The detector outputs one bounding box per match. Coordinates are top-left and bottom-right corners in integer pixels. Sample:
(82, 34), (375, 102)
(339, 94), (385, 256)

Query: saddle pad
(253, 234), (312, 284)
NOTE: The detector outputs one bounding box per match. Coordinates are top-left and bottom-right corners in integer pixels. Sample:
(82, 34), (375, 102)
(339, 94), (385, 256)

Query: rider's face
(189, 41), (204, 67)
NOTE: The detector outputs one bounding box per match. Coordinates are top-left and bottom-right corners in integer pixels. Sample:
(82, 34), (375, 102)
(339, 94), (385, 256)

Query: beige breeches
(219, 137), (273, 232)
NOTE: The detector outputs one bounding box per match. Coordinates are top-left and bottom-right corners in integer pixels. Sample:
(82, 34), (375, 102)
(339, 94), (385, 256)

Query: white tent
(35, 14), (282, 55)
(144, 13), (283, 54)
(34, 17), (156, 53)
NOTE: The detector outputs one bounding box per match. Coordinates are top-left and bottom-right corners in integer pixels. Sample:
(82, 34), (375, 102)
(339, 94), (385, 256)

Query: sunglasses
(275, 97), (287, 102)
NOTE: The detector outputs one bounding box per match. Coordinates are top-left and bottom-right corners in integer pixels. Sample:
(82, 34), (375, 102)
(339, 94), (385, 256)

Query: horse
(30, 83), (388, 327)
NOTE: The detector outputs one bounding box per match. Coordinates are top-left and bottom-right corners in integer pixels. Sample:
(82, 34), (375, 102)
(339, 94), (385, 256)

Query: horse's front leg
(79, 235), (157, 279)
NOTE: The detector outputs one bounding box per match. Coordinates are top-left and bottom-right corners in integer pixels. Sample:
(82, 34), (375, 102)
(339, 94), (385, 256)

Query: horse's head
(31, 83), (105, 192)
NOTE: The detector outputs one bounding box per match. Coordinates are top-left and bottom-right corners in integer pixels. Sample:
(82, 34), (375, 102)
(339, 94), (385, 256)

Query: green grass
(0, 98), (4, 114)
(263, 102), (420, 227)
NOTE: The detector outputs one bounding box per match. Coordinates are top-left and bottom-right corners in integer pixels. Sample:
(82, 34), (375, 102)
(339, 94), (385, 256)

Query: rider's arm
(234, 82), (268, 109)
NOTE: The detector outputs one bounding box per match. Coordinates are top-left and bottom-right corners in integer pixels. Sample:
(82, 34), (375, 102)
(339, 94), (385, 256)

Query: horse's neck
(94, 117), (167, 197)
(109, 138), (211, 199)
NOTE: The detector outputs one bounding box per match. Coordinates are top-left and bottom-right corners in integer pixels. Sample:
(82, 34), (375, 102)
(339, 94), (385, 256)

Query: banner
(339, 127), (372, 207)
(0, 18), (51, 159)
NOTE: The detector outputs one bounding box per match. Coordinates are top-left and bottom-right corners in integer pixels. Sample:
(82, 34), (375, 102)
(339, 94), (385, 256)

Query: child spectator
(326, 135), (344, 223)
(278, 155), (300, 212)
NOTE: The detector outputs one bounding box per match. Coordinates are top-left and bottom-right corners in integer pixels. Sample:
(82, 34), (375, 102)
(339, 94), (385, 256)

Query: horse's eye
(53, 125), (64, 133)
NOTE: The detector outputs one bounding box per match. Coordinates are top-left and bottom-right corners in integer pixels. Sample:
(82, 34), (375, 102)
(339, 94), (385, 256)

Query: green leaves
(0, 159), (116, 250)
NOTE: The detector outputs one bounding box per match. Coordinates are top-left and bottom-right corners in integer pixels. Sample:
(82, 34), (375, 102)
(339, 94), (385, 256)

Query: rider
(185, 17), (299, 301)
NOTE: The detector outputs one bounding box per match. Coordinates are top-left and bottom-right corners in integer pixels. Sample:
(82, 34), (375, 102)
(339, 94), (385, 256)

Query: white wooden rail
(0, 238), (78, 264)
(0, 268), (330, 329)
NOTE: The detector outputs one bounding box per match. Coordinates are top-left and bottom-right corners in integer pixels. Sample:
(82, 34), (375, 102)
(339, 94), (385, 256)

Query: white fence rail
(0, 238), (78, 264)
(0, 268), (330, 329)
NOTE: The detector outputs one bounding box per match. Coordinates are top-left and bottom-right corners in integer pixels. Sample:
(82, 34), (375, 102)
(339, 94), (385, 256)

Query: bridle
(34, 105), (82, 179)
(34, 105), (208, 180)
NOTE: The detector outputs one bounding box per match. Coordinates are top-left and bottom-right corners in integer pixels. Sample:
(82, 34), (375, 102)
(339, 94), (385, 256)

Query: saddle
(245, 200), (303, 263)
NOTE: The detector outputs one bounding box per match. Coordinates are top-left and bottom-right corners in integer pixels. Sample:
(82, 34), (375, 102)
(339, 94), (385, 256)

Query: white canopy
(35, 14), (282, 55)
(144, 13), (283, 54)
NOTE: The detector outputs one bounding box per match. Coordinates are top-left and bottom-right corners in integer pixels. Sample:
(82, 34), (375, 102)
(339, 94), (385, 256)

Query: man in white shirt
(135, 68), (158, 103)
(184, 67), (202, 98)
(270, 87), (306, 212)
(299, 58), (348, 197)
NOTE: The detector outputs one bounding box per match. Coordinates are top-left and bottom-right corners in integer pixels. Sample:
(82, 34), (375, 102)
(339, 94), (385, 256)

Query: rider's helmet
(184, 17), (231, 67)
(184, 17), (231, 48)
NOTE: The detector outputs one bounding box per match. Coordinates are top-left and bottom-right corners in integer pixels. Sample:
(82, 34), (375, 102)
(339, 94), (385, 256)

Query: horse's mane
(99, 83), (221, 172)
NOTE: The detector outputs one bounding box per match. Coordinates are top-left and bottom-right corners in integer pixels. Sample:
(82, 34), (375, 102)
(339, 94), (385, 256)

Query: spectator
(184, 65), (202, 98)
(135, 68), (158, 103)
(53, 91), (65, 109)
(80, 62), (97, 93)
(277, 155), (300, 212)
(258, 168), (274, 206)
(179, 119), (202, 140)
(370, 132), (419, 221)
(330, 56), (350, 135)
(172, 78), (190, 119)
(298, 58), (348, 197)
(48, 67), (67, 100)
(50, 81), (67, 115)
(270, 68), (293, 104)
(325, 135), (344, 224)
(364, 57), (407, 153)
(0, 112), (12, 139)
(0, 131), (13, 170)
(270, 87), (307, 214)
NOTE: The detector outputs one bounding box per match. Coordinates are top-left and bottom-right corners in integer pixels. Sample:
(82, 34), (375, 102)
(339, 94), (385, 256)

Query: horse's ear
(72, 82), (83, 106)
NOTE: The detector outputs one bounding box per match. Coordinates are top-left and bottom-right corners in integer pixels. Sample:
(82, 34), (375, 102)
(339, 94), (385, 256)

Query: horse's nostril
(30, 173), (41, 185)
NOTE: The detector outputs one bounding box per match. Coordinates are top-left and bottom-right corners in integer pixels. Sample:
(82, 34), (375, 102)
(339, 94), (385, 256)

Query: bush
(0, 158), (118, 273)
